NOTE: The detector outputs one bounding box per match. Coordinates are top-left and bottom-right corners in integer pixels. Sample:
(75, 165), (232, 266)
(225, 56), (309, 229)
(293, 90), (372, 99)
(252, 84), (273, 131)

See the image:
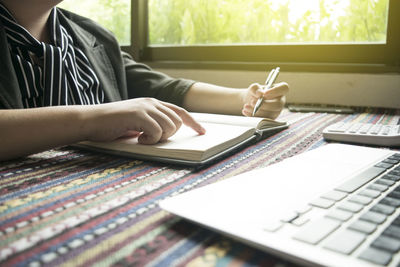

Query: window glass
(149, 0), (389, 46)
(57, 0), (130, 45)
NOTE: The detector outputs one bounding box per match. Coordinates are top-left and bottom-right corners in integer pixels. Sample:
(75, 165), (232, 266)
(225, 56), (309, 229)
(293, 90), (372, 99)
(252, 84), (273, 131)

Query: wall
(156, 69), (400, 109)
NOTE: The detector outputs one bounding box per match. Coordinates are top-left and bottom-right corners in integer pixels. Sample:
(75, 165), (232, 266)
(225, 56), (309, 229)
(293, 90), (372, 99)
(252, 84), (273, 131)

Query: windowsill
(144, 60), (400, 74)
(149, 64), (400, 109)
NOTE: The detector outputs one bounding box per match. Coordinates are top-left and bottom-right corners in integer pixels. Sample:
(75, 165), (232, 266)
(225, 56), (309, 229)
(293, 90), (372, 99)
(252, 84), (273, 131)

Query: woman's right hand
(84, 98), (206, 144)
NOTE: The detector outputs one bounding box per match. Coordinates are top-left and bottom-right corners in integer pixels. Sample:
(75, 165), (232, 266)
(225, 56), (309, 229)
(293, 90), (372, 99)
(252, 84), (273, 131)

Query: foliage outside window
(58, 0), (130, 45)
(57, 0), (399, 72)
(149, 0), (389, 45)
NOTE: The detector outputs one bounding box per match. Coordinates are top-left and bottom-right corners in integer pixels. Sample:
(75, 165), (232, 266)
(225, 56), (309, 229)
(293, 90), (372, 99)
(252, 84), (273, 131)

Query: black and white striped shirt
(0, 4), (104, 107)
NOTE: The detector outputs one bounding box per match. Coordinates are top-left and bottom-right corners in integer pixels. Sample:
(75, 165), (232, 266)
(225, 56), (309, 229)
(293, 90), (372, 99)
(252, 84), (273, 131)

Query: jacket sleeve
(122, 52), (195, 106)
(59, 9), (195, 107)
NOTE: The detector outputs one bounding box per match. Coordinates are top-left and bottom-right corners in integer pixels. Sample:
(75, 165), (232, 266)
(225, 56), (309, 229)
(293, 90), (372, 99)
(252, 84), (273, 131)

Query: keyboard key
(383, 225), (400, 239)
(375, 162), (394, 169)
(382, 126), (391, 135)
(325, 209), (353, 222)
(369, 124), (382, 135)
(392, 175), (400, 182)
(383, 159), (398, 165)
(337, 201), (364, 213)
(383, 174), (400, 182)
(358, 247), (392, 266)
(380, 197), (400, 208)
(391, 216), (400, 227)
(291, 216), (310, 227)
(359, 124), (372, 134)
(370, 204), (395, 215)
(263, 221), (283, 232)
(359, 211), (387, 224)
(295, 205), (312, 215)
(388, 191), (400, 199)
(368, 183), (388, 192)
(375, 178), (395, 187)
(348, 220), (377, 234)
(293, 217), (340, 245)
(358, 189), (381, 198)
(280, 212), (298, 223)
(323, 229), (366, 254)
(328, 129), (346, 133)
(335, 167), (385, 193)
(390, 153), (400, 160)
(388, 170), (400, 176)
(348, 123), (362, 133)
(321, 190), (347, 202)
(328, 123), (347, 132)
(309, 198), (335, 209)
(371, 235), (400, 253)
(328, 125), (346, 133)
(349, 195), (372, 205)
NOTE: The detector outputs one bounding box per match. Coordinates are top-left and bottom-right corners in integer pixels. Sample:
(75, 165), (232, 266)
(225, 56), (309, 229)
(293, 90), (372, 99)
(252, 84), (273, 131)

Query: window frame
(122, 0), (400, 73)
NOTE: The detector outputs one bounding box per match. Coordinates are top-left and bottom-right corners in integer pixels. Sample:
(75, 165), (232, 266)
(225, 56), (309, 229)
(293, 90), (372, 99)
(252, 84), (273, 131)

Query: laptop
(160, 144), (400, 267)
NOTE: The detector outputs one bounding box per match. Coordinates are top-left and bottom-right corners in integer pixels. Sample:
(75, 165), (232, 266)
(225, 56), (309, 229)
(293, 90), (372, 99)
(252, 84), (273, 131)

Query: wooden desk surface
(1, 109), (399, 266)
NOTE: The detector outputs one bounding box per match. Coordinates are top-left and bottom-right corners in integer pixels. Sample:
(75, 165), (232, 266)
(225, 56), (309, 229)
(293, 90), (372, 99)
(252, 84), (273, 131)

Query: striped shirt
(0, 4), (104, 107)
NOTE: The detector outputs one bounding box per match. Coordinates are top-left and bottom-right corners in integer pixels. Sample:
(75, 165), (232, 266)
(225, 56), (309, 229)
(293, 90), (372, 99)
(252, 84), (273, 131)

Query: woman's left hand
(241, 82), (289, 119)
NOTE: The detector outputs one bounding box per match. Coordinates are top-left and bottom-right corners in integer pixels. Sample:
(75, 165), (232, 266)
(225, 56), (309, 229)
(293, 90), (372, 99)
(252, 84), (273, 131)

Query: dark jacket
(0, 9), (195, 109)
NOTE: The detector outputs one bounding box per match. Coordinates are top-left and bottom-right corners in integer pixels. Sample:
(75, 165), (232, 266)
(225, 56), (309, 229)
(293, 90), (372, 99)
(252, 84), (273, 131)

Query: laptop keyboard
(276, 153), (400, 266)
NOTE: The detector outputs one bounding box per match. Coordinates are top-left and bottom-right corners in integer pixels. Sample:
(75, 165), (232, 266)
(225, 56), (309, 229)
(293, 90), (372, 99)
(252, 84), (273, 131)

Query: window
(141, 0), (400, 72)
(58, 0), (131, 45)
(59, 0), (399, 72)
(149, 0), (388, 45)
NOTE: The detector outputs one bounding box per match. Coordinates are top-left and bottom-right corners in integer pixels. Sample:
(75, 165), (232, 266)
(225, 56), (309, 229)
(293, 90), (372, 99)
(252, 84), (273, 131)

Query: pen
(252, 67), (280, 117)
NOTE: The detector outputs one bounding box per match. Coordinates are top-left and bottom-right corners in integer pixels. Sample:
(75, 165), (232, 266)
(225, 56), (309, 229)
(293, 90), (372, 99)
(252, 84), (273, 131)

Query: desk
(1, 109), (399, 266)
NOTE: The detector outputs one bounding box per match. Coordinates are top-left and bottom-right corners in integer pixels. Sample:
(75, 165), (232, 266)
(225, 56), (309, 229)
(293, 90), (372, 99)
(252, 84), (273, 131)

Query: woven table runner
(1, 109), (399, 267)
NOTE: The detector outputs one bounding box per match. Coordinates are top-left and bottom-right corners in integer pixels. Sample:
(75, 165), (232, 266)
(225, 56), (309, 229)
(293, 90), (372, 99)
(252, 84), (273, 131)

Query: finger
(136, 115), (163, 144)
(247, 95), (285, 109)
(242, 97), (285, 118)
(146, 108), (179, 141)
(263, 82), (289, 99)
(263, 110), (282, 120)
(242, 103), (254, 117)
(155, 104), (183, 134)
(248, 83), (264, 98)
(161, 102), (206, 135)
(258, 97), (286, 112)
(242, 105), (279, 118)
(119, 130), (142, 139)
(245, 106), (282, 119)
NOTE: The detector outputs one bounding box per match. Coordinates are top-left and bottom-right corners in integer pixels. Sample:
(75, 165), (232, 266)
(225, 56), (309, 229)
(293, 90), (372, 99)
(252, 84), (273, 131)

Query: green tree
(58, 0), (389, 46)
(58, 0), (130, 45)
(149, 0), (389, 45)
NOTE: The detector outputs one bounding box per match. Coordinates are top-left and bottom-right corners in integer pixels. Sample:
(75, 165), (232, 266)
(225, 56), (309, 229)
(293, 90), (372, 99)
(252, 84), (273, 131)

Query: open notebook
(76, 113), (288, 166)
(160, 144), (400, 266)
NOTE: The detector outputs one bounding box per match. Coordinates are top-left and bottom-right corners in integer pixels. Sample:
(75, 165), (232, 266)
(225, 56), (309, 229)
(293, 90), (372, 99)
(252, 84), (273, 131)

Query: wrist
(76, 105), (99, 141)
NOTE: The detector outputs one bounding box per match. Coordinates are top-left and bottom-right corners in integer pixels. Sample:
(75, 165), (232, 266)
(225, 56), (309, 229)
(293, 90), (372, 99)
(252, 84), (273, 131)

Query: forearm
(0, 98), (205, 161)
(0, 106), (89, 161)
(183, 82), (245, 115)
(183, 81), (289, 119)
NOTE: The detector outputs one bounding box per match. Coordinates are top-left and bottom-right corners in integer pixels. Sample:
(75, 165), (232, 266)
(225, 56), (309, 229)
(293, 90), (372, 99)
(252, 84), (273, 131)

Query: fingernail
(199, 125), (206, 135)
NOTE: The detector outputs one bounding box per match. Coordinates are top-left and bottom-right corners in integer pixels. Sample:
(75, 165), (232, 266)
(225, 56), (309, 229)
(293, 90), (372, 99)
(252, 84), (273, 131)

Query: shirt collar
(0, 4), (69, 55)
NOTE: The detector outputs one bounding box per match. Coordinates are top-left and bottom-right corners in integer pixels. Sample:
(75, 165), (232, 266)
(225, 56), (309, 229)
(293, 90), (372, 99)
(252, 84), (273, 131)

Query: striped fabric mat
(1, 109), (399, 267)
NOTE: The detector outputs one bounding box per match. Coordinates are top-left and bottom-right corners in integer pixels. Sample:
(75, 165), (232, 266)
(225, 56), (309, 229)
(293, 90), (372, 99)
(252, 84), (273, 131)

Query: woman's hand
(241, 82), (289, 119)
(85, 98), (206, 145)
(0, 98), (205, 161)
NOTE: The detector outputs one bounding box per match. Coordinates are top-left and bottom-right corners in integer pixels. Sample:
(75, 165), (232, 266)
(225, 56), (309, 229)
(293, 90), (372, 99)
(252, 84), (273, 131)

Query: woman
(0, 0), (289, 161)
